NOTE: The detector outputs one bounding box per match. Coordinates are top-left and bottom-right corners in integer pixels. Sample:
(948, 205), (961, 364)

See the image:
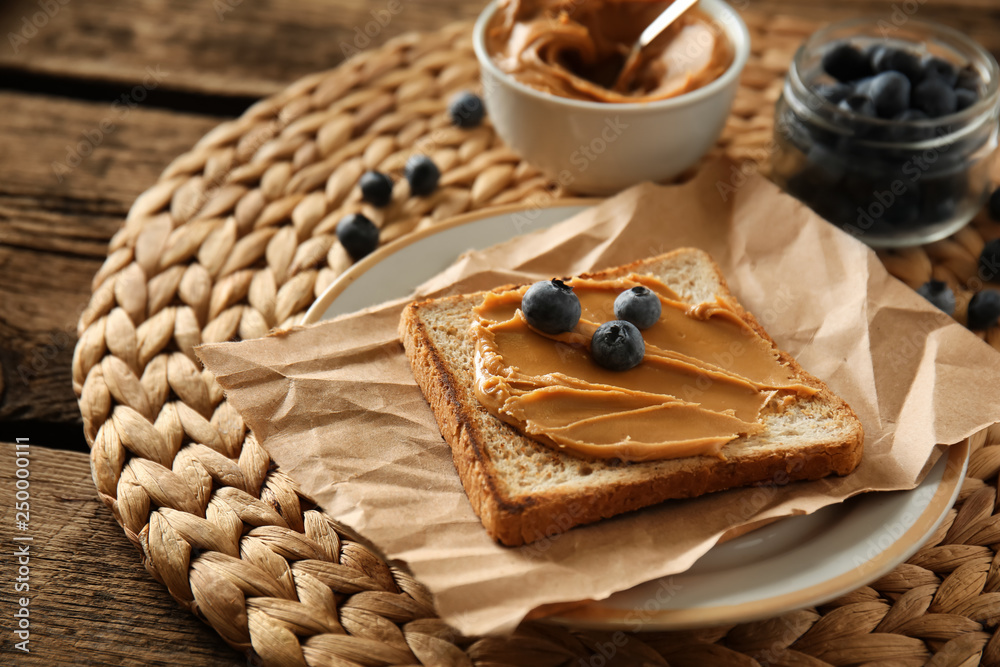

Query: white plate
(304, 204), (970, 631)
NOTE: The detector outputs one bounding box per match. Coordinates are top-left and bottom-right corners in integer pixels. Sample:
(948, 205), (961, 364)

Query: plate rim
(301, 198), (598, 325)
(303, 202), (972, 630)
(547, 439), (969, 630)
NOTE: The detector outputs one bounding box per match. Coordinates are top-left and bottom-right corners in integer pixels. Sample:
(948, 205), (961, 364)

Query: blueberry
(359, 170), (393, 208)
(838, 93), (877, 118)
(955, 88), (978, 111)
(521, 279), (581, 334)
(956, 66), (982, 92)
(822, 42), (873, 82)
(882, 186), (922, 228)
(980, 238), (1000, 282)
(336, 213), (379, 260)
(404, 154), (441, 196)
(889, 108), (932, 141)
(864, 44), (886, 68)
(916, 280), (956, 315)
(989, 187), (1000, 221)
(868, 71), (911, 118)
(449, 91), (485, 128)
(921, 56), (958, 86)
(895, 109), (928, 121)
(872, 46), (923, 83)
(967, 290), (1000, 330)
(912, 78), (957, 118)
(806, 143), (848, 181)
(614, 286), (662, 330)
(814, 82), (853, 105)
(591, 320), (644, 371)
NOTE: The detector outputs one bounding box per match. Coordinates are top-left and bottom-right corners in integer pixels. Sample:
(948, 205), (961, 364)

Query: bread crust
(400, 249), (864, 546)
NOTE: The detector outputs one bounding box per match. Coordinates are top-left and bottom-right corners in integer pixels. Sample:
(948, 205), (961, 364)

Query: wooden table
(2, 0), (998, 664)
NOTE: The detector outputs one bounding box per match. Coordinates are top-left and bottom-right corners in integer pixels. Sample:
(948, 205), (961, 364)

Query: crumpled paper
(197, 160), (1000, 636)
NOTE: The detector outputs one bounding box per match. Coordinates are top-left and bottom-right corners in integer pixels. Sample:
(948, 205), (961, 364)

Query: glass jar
(771, 18), (1000, 248)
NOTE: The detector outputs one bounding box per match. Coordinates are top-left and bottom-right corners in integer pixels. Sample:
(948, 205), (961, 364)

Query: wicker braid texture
(72, 14), (1000, 667)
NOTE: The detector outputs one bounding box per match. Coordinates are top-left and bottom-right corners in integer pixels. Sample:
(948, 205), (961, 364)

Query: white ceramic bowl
(472, 0), (751, 195)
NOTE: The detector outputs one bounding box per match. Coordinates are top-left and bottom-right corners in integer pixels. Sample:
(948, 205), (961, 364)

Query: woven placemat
(73, 13), (1000, 667)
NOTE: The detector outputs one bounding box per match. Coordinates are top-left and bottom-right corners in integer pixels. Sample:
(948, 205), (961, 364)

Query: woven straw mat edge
(72, 15), (1000, 667)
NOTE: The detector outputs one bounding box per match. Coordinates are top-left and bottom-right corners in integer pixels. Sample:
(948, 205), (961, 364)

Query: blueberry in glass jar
(921, 55), (959, 86)
(912, 78), (958, 117)
(771, 18), (1000, 248)
(822, 43), (873, 82)
(868, 71), (911, 118)
(872, 47), (923, 83)
(956, 88), (978, 111)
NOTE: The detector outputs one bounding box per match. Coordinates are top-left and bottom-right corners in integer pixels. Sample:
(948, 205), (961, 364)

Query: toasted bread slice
(399, 249), (864, 546)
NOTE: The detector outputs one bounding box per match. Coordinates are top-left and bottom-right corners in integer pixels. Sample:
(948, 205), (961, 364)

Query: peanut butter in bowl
(486, 0), (734, 103)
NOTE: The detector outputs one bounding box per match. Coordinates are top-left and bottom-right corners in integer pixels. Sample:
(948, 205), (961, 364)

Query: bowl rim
(472, 0), (752, 113)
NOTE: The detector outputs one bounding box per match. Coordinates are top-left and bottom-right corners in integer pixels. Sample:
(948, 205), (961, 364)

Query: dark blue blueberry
(911, 78), (957, 118)
(872, 46), (923, 83)
(921, 172), (968, 221)
(880, 184), (923, 228)
(449, 91), (486, 128)
(979, 238), (1000, 282)
(956, 66), (982, 92)
(822, 42), (873, 82)
(916, 280), (956, 315)
(805, 143), (848, 181)
(336, 213), (379, 260)
(921, 56), (958, 86)
(404, 154), (440, 196)
(838, 93), (877, 118)
(895, 109), (929, 121)
(889, 109), (932, 141)
(967, 290), (1000, 330)
(989, 187), (1000, 221)
(955, 88), (978, 111)
(614, 286), (662, 330)
(591, 320), (644, 371)
(522, 279), (581, 334)
(868, 71), (911, 118)
(926, 195), (959, 223)
(814, 82), (853, 105)
(359, 170), (393, 208)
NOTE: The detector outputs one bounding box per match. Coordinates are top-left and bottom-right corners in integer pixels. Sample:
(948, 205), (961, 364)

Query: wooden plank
(0, 91), (219, 208)
(1, 0), (999, 101)
(740, 1), (1000, 59)
(0, 92), (219, 428)
(0, 442), (244, 665)
(0, 0), (482, 98)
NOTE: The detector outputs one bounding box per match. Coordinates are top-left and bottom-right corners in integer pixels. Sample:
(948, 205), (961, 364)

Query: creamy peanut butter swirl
(486, 0), (733, 102)
(471, 275), (817, 461)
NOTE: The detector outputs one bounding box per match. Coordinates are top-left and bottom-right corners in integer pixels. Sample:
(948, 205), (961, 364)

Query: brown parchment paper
(197, 160), (1000, 636)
